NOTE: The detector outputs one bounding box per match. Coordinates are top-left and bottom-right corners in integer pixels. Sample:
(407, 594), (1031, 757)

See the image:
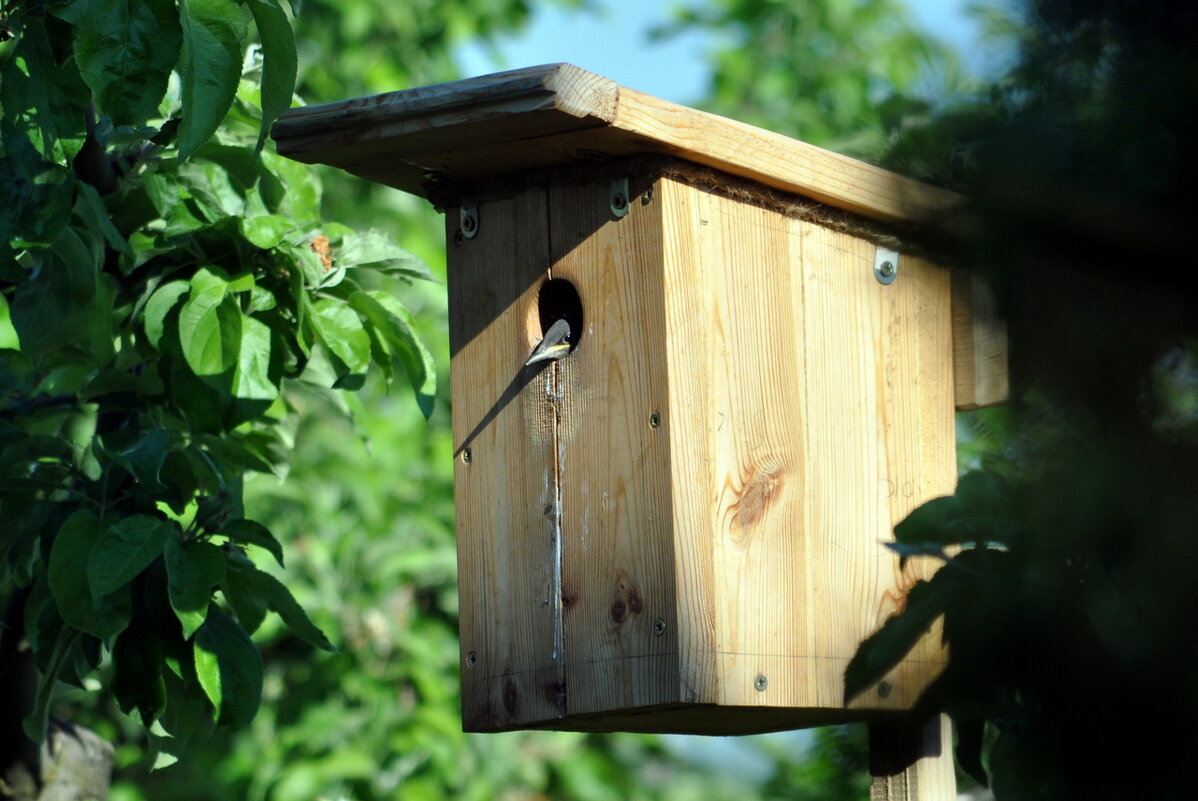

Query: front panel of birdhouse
(447, 172), (957, 734)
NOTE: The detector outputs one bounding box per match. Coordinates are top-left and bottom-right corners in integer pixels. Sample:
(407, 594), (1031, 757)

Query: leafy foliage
(0, 0), (435, 765)
(844, 1), (1198, 797)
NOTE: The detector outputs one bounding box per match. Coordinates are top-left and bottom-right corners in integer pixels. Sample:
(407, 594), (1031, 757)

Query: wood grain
(448, 188), (566, 731)
(547, 179), (680, 718)
(657, 176), (955, 717)
(274, 63), (962, 226)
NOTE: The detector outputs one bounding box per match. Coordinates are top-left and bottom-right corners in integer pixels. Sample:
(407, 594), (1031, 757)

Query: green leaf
(221, 518), (284, 566)
(112, 617), (167, 724)
(895, 471), (1016, 547)
(234, 565), (335, 651)
(24, 627), (83, 743)
(89, 515), (174, 597)
(311, 300), (371, 376)
(245, 0), (297, 153)
(240, 214), (291, 249)
(231, 313), (278, 401)
(107, 427), (173, 492)
(49, 510), (132, 638)
(8, 16), (89, 156)
(349, 290), (436, 418)
(159, 662), (214, 751)
(221, 559), (268, 633)
(193, 605), (262, 729)
(844, 571), (957, 704)
(144, 280), (190, 347)
(956, 718), (989, 787)
(176, 157), (246, 220)
(179, 286), (240, 376)
(142, 171), (181, 217)
(177, 0), (248, 160)
(48, 0), (101, 24)
(10, 227), (101, 364)
(164, 537), (226, 638)
(335, 230), (435, 281)
(73, 0), (183, 125)
(48, 511), (100, 620)
(75, 182), (133, 257)
(261, 149), (319, 220)
(0, 293), (20, 349)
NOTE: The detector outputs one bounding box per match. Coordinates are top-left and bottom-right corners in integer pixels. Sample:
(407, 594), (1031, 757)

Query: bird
(524, 318), (572, 367)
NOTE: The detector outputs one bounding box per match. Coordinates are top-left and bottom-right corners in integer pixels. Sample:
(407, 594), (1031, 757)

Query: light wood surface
(659, 179), (955, 715)
(274, 63), (962, 226)
(451, 175), (957, 733)
(548, 179), (681, 718)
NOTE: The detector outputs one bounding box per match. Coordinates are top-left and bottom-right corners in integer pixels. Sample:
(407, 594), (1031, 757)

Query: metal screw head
(649, 411), (661, 429)
(461, 448), (472, 464)
(460, 203), (479, 239)
(754, 674), (768, 692)
(466, 651), (477, 668)
(610, 178), (631, 218)
(874, 247), (899, 284)
(878, 680), (892, 699)
(641, 188), (654, 205)
(653, 618), (666, 636)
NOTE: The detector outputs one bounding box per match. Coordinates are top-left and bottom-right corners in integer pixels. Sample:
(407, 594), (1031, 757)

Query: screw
(461, 448), (472, 464)
(879, 260), (895, 278)
(653, 618), (666, 636)
(461, 214), (476, 233)
(649, 411), (661, 429)
(467, 651), (477, 668)
(641, 188), (654, 205)
(611, 192), (627, 211)
(754, 674), (768, 692)
(878, 681), (892, 699)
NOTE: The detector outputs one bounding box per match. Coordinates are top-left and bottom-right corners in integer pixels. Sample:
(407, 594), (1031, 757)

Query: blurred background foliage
(652, 0), (966, 159)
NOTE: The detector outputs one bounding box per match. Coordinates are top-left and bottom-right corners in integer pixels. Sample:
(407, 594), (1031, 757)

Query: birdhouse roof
(272, 63), (960, 226)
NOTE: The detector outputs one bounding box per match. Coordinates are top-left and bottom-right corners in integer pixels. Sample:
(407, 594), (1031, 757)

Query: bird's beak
(525, 318), (572, 367)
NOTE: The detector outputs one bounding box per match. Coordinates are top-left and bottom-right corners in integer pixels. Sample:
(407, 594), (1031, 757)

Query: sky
(458, 0), (999, 106)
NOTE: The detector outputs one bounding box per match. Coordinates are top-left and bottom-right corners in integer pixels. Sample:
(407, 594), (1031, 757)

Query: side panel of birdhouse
(545, 180), (682, 723)
(657, 177), (956, 716)
(448, 189), (566, 731)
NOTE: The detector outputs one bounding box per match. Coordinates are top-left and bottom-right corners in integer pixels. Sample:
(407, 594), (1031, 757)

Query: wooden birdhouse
(273, 64), (1007, 736)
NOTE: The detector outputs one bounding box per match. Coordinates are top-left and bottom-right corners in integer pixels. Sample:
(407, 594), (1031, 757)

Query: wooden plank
(547, 178), (680, 718)
(660, 179), (815, 711)
(952, 270), (1009, 409)
(788, 224), (954, 712)
(448, 188), (566, 731)
(273, 63), (962, 226)
(870, 714), (958, 801)
(657, 177), (954, 719)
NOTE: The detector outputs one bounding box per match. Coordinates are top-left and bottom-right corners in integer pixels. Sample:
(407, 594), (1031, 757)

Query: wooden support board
(448, 173), (957, 733)
(870, 715), (958, 801)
